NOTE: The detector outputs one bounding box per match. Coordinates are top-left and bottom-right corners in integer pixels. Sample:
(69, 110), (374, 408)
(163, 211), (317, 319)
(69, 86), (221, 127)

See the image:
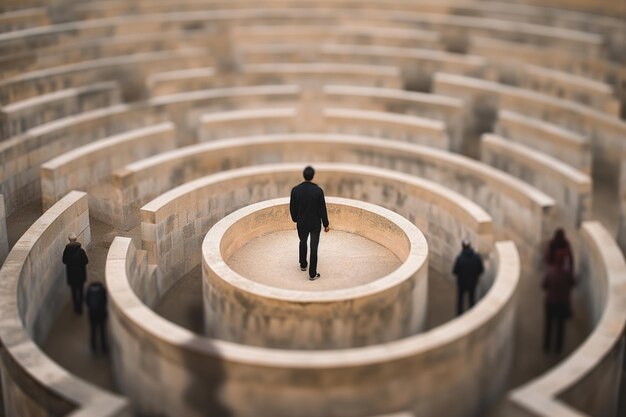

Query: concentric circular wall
(0, 1), (625, 417)
(202, 197), (429, 349)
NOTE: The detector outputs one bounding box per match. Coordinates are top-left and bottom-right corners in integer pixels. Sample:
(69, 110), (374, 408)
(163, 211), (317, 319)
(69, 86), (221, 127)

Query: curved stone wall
(433, 72), (626, 189)
(0, 1), (624, 416)
(107, 236), (518, 417)
(0, 191), (128, 417)
(148, 63), (403, 96)
(118, 134), (550, 268)
(40, 122), (177, 224)
(202, 197), (429, 349)
(140, 163), (494, 296)
(495, 109), (592, 174)
(506, 221), (626, 417)
(481, 133), (591, 229)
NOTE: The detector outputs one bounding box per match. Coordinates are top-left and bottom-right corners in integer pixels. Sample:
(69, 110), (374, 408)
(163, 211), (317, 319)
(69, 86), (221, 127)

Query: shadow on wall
(402, 67), (433, 93)
(179, 337), (233, 417)
(99, 68), (149, 103)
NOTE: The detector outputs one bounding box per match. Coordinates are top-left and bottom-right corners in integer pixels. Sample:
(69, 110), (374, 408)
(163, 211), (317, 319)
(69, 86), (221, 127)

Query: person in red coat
(543, 229), (575, 353)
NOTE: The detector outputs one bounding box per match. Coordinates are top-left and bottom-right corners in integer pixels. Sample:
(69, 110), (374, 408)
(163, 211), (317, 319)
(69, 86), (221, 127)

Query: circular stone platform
(202, 197), (428, 349)
(227, 229), (402, 291)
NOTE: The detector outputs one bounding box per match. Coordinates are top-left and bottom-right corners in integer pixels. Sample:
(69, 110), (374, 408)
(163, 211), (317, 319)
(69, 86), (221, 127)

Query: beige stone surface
(0, 103), (167, 216)
(0, 30), (225, 79)
(202, 198), (427, 349)
(140, 163), (494, 296)
(232, 24), (440, 49)
(239, 43), (486, 85)
(118, 134), (545, 267)
(197, 105), (449, 149)
(468, 36), (625, 112)
(148, 63), (402, 97)
(0, 191), (129, 417)
(198, 107), (297, 142)
(3, 5), (599, 66)
(323, 107), (449, 149)
(482, 61), (618, 115)
(323, 85), (465, 152)
(433, 72), (626, 196)
(495, 110), (592, 173)
(107, 237), (518, 417)
(481, 133), (591, 229)
(149, 84), (301, 142)
(0, 81), (121, 139)
(518, 64), (618, 115)
(505, 221), (626, 417)
(40, 122), (177, 224)
(0, 8), (48, 33)
(227, 230), (400, 291)
(0, 2), (623, 416)
(0, 84), (302, 218)
(65, 0), (624, 32)
(0, 49), (214, 104)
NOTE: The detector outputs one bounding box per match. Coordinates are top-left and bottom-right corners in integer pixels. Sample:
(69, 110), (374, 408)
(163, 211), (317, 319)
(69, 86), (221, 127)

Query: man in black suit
(290, 166), (330, 281)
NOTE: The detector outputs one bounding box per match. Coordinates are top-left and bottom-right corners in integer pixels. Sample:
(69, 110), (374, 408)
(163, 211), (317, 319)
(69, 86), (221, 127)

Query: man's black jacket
(289, 181), (329, 231)
(452, 247), (484, 290)
(62, 242), (89, 286)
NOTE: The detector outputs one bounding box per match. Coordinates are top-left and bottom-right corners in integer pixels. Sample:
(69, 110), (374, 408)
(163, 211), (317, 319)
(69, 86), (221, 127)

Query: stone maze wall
(0, 191), (130, 417)
(0, 1), (625, 416)
(140, 163), (494, 296)
(202, 197), (429, 349)
(108, 236), (518, 417)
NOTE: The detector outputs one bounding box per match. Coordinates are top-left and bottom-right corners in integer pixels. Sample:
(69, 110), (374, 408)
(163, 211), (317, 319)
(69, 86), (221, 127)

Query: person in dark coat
(453, 239), (484, 315)
(543, 228), (575, 353)
(289, 166), (330, 281)
(85, 281), (108, 353)
(62, 233), (88, 314)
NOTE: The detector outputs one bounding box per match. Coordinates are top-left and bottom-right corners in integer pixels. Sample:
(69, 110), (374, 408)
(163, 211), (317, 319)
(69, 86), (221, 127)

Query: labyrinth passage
(1, 0), (626, 416)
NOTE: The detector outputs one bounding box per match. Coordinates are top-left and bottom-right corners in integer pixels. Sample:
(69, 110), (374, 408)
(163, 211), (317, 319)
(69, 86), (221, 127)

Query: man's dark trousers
(71, 284), (84, 314)
(544, 303), (567, 353)
(456, 285), (476, 316)
(89, 312), (108, 353)
(298, 224), (321, 278)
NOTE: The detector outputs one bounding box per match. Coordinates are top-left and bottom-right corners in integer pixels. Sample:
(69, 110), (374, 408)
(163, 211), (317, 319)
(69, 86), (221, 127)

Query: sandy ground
(227, 230), (402, 291)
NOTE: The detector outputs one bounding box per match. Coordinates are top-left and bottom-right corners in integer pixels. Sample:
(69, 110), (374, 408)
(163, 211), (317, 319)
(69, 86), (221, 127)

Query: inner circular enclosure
(202, 197), (428, 349)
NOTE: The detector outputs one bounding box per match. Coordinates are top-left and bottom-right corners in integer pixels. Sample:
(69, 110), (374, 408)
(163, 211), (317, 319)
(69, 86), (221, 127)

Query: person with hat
(62, 233), (89, 314)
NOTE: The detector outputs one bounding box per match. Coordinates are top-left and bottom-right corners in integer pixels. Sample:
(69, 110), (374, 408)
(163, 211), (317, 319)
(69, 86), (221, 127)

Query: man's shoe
(309, 273), (320, 281)
(300, 267), (307, 271)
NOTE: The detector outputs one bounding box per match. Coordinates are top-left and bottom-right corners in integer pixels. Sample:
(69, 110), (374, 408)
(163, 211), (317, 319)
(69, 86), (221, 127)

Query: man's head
(303, 166), (315, 181)
(68, 233), (78, 242)
(462, 238), (471, 250)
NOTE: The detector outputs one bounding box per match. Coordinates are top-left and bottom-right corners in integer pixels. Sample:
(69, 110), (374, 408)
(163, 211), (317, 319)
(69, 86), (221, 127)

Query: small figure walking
(62, 233), (88, 314)
(85, 281), (108, 353)
(453, 239), (484, 316)
(289, 166), (330, 281)
(543, 229), (575, 353)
